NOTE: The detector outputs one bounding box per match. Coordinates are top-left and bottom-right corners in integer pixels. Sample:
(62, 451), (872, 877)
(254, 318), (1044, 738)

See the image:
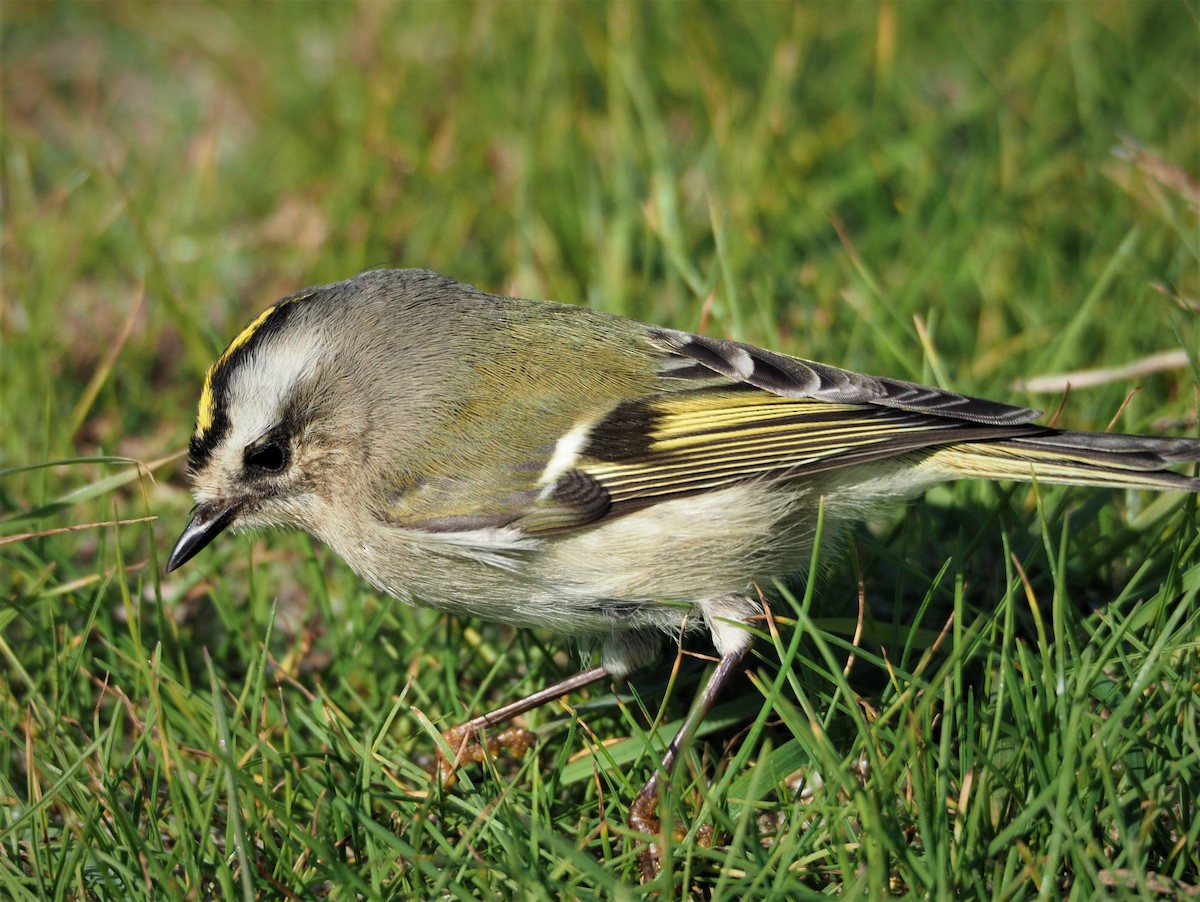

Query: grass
(2, 1), (1198, 898)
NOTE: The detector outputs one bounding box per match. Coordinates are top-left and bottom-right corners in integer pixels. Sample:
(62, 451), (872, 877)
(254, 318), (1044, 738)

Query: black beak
(167, 502), (241, 572)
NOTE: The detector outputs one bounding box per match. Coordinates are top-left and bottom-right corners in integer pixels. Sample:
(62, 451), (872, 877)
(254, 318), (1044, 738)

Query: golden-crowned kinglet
(168, 268), (1200, 827)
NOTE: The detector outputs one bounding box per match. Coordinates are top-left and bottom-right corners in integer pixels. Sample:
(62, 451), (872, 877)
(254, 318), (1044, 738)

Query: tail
(929, 430), (1200, 492)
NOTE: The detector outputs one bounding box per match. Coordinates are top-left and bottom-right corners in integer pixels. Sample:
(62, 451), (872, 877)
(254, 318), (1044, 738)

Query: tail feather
(930, 430), (1200, 492)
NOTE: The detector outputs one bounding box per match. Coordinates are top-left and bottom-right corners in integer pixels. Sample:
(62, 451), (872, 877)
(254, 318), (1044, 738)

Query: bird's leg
(439, 664), (612, 782)
(626, 642), (750, 837)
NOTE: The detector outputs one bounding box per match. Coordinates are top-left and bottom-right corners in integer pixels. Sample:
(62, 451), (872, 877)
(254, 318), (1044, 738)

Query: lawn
(2, 2), (1198, 898)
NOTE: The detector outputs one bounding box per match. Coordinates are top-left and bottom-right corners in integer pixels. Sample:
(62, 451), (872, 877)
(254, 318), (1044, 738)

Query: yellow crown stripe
(195, 304), (281, 436)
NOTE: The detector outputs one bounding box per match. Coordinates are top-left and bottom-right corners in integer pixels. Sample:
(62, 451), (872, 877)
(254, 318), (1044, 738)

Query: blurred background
(2, 2), (1197, 896)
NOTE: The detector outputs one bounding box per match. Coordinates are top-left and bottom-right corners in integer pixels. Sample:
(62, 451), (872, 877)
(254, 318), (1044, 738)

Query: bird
(167, 268), (1200, 831)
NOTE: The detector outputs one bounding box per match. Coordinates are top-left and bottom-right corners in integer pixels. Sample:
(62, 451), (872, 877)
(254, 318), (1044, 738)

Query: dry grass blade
(1011, 349), (1192, 394)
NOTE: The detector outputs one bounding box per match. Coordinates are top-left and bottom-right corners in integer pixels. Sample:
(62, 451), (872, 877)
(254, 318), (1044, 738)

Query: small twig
(0, 516), (156, 546)
(1112, 135), (1200, 210)
(843, 546), (866, 678)
(1046, 383), (1071, 429)
(1011, 349), (1191, 394)
(1105, 388), (1140, 434)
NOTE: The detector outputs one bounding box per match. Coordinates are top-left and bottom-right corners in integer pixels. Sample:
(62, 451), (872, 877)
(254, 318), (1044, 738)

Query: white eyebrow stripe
(225, 329), (323, 447)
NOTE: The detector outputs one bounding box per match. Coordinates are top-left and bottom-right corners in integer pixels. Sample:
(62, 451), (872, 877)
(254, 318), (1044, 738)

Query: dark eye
(244, 441), (288, 473)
